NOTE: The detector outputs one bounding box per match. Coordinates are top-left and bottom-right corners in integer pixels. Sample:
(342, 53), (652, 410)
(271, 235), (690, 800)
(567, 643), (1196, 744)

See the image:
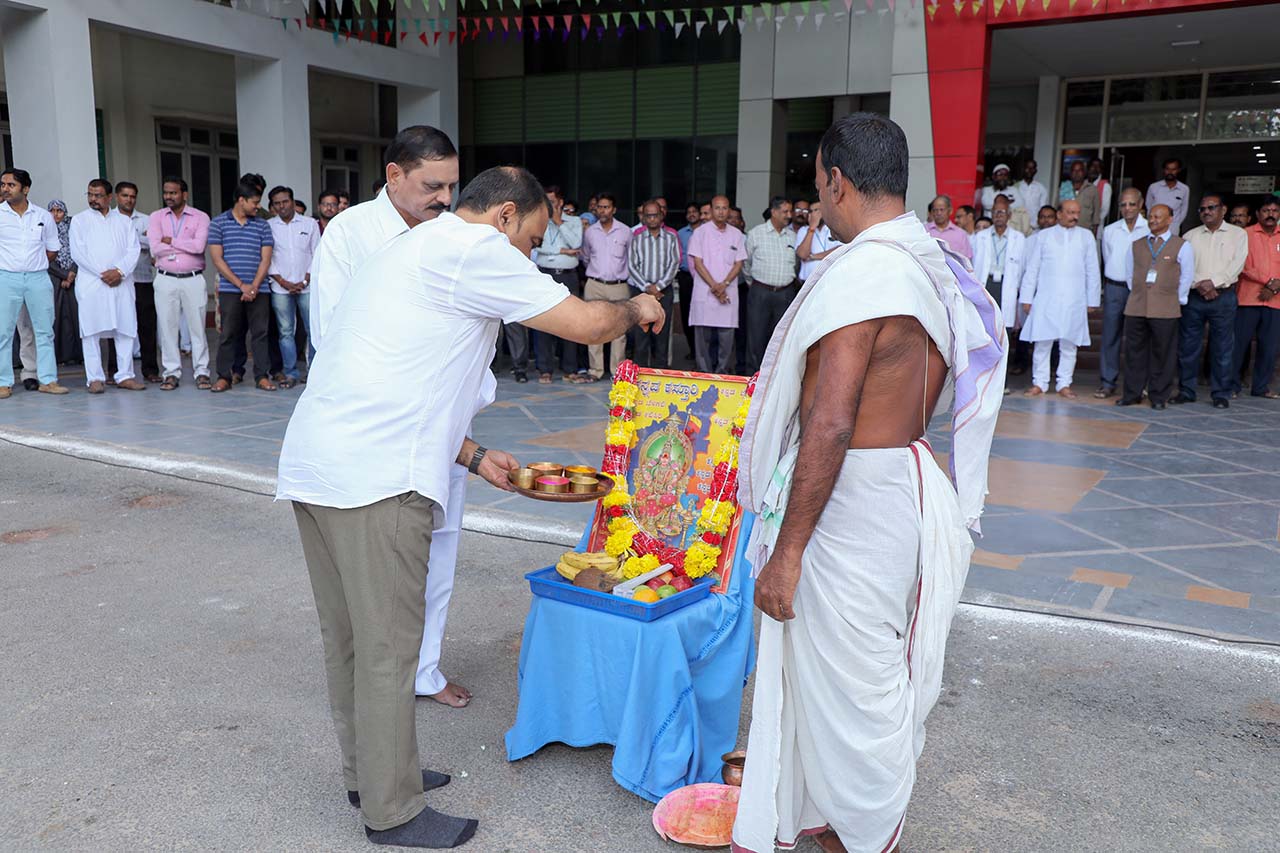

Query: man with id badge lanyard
(147, 177), (212, 390)
(1116, 204), (1194, 410)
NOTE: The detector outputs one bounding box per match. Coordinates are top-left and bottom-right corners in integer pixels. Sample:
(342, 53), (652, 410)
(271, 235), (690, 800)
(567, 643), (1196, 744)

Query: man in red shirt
(1232, 198), (1280, 398)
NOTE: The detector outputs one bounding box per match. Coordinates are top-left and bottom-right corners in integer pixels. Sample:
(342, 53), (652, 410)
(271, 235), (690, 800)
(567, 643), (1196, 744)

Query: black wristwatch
(467, 446), (488, 475)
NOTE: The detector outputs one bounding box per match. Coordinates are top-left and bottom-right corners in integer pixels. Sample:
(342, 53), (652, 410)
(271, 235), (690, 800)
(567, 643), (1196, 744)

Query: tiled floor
(3, 357), (1278, 642)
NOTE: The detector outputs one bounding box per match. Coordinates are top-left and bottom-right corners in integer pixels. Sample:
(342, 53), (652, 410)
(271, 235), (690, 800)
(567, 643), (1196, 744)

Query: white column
(399, 85), (458, 149)
(0, 2), (99, 207)
(1033, 75), (1061, 201)
(235, 55), (312, 206)
(888, 0), (934, 218)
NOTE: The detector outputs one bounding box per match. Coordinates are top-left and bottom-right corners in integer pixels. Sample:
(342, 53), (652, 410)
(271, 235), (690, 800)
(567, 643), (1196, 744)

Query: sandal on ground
(160, 377), (179, 391)
(196, 375), (212, 391)
(538, 373), (553, 385)
(278, 377), (297, 389)
(256, 377), (278, 392)
(1058, 387), (1078, 400)
(210, 378), (232, 393)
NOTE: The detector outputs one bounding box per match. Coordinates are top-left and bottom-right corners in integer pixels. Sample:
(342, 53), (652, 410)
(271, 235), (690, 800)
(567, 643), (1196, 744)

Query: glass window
(636, 67), (694, 138)
(189, 128), (211, 146)
(694, 135), (737, 201)
(695, 64), (739, 137)
(1203, 68), (1280, 140)
(635, 139), (695, 215)
(1062, 80), (1104, 144)
(322, 145), (339, 161)
(219, 132), (238, 149)
(473, 79), (524, 145)
(526, 143), (578, 200)
(579, 140), (636, 215)
(525, 74), (578, 143)
(579, 71), (635, 141)
(159, 150), (183, 183)
(1106, 75), (1201, 143)
(219, 156), (240, 210)
(158, 124), (183, 143)
(190, 153), (213, 215)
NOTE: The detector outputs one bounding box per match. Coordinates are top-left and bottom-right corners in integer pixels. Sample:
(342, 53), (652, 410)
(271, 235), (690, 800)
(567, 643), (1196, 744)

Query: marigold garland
(598, 361), (758, 582)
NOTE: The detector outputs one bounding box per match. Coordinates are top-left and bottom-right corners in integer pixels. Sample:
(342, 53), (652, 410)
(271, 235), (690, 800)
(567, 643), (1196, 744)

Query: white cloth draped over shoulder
(1018, 224), (1101, 346)
(69, 209), (141, 338)
(732, 212), (1006, 853)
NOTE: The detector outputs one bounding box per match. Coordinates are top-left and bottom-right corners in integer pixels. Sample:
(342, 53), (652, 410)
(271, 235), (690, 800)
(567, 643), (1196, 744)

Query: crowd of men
(927, 156), (1280, 408)
(0, 167), (357, 397)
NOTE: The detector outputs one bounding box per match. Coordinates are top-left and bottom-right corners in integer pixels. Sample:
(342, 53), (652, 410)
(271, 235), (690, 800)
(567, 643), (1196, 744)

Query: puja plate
(652, 783), (740, 849)
(507, 470), (614, 503)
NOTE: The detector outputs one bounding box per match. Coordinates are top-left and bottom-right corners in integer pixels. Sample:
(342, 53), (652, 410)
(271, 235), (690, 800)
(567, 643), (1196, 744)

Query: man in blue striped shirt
(208, 180), (274, 392)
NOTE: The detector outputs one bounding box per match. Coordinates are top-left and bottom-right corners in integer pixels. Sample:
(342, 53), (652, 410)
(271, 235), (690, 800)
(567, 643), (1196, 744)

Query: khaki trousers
(584, 278), (630, 379)
(293, 492), (436, 830)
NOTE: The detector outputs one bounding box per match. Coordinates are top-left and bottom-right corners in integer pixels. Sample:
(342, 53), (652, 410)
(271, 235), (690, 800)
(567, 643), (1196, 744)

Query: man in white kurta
(1018, 199), (1101, 398)
(69, 181), (144, 392)
(971, 197), (1025, 332)
(733, 114), (1005, 853)
(308, 125), (479, 709)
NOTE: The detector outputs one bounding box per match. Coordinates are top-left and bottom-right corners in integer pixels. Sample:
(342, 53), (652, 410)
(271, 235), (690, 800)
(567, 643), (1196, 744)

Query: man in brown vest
(1116, 204), (1195, 410)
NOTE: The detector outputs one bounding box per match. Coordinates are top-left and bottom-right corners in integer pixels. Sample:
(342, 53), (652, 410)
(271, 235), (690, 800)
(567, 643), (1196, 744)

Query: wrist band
(468, 446), (487, 475)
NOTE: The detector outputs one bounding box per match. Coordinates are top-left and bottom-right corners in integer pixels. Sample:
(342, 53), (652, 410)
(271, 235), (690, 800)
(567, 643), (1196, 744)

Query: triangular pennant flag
(717, 18), (728, 33)
(495, 0), (502, 8)
(742, 4), (753, 22)
(280, 16), (288, 29)
(1015, 0), (1027, 12)
(777, 2), (790, 14)
(353, 0), (364, 11)
(703, 7), (714, 23)
(562, 13), (573, 28)
(994, 0), (1005, 11)
(419, 30), (429, 43)
(610, 11), (620, 27)
(794, 14), (804, 28)
(675, 20), (685, 36)
(662, 9), (675, 24)
(954, 0), (964, 14)
(1092, 0), (1103, 7)
(695, 19), (705, 35)
(498, 15), (509, 29)
(370, 0), (380, 10)
(485, 15), (494, 29)
(926, 4), (937, 19)
(447, 29), (454, 43)
(972, 0), (984, 13)
(798, 1), (809, 13)
(1041, 0), (1051, 10)
(544, 14), (554, 28)
(815, 11), (826, 26)
(580, 12), (591, 26)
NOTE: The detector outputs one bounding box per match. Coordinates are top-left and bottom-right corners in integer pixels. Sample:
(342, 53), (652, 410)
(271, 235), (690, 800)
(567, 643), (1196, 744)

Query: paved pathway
(3, 359), (1278, 643)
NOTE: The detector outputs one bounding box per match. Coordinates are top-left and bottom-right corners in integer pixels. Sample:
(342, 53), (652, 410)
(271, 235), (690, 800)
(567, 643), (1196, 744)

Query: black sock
(349, 770), (451, 807)
(365, 805), (477, 849)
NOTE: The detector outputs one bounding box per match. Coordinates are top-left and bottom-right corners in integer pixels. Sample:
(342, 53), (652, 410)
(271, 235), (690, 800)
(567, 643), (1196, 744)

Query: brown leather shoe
(256, 377), (278, 392)
(1058, 386), (1078, 400)
(87, 381), (106, 394)
(1023, 386), (1045, 397)
(116, 378), (147, 391)
(37, 382), (70, 395)
(0, 386), (11, 399)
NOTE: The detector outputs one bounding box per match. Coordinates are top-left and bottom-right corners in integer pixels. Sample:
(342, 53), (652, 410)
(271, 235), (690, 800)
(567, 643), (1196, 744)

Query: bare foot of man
(814, 828), (848, 853)
(428, 682), (473, 708)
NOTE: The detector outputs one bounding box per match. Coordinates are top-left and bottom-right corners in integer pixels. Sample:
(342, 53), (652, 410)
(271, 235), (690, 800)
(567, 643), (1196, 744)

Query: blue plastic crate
(525, 566), (714, 622)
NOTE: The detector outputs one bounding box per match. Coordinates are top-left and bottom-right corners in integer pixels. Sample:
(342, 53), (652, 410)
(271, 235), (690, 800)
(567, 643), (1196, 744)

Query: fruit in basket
(656, 584), (678, 599)
(658, 571), (675, 584)
(670, 576), (694, 593)
(633, 587), (660, 604)
(556, 550), (621, 581)
(645, 578), (666, 591)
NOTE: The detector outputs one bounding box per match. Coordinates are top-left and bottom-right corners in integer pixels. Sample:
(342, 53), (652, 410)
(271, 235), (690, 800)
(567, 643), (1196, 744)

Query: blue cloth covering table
(504, 515), (757, 803)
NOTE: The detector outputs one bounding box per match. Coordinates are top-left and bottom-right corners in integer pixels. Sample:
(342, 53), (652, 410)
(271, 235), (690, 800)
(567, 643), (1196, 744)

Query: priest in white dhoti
(69, 180), (144, 393)
(732, 114), (1006, 853)
(1018, 198), (1101, 399)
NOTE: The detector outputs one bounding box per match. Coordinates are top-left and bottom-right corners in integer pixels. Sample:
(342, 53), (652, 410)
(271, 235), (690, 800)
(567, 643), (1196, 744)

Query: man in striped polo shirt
(627, 199), (680, 368)
(208, 180), (274, 392)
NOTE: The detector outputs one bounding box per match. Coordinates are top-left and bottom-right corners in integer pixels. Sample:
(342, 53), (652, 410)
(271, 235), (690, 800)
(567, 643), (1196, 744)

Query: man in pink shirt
(687, 195), (747, 373)
(579, 192), (633, 380)
(147, 176), (212, 389)
(925, 195), (973, 260)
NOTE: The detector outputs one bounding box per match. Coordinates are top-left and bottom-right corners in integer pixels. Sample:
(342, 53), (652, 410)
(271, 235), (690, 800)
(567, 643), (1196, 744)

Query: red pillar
(923, 9), (990, 208)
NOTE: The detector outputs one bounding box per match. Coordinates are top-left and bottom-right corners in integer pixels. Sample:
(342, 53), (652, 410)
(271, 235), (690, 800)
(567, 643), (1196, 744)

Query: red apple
(645, 578), (666, 591)
(670, 576), (694, 592)
(658, 571), (675, 584)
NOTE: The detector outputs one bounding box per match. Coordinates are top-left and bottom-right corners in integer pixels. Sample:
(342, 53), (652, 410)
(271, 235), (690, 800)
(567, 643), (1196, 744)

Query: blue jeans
(270, 290), (310, 379)
(0, 269), (57, 386)
(1178, 288), (1236, 402)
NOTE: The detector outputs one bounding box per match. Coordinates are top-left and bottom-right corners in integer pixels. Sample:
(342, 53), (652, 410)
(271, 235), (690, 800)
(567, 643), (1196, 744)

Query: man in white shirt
(1176, 193), (1248, 408)
(1146, 158), (1191, 234)
(0, 168), (67, 397)
(266, 186), (319, 388)
(113, 182), (160, 383)
(1096, 188), (1149, 398)
(1019, 199), (1102, 398)
(277, 166), (664, 848)
(972, 196), (1026, 347)
(309, 126), (459, 352)
(978, 163), (1023, 216)
(70, 179), (145, 394)
(1018, 159), (1049, 222)
(1087, 157), (1113, 236)
(533, 184), (587, 383)
(795, 202), (843, 289)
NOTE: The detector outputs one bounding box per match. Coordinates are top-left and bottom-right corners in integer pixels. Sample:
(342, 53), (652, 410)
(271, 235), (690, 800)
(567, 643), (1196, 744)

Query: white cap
(992, 163), (1011, 176)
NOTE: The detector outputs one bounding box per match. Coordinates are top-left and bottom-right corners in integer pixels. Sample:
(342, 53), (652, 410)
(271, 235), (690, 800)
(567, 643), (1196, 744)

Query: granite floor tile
(1091, 476), (1245, 507)
(971, 512), (1113, 555)
(1156, 502), (1280, 541)
(1104, 589), (1280, 642)
(1181, 473), (1280, 502)
(1060, 507), (1245, 549)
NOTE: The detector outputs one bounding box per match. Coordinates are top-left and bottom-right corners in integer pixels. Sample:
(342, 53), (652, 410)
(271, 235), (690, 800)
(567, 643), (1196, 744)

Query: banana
(557, 550), (621, 583)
